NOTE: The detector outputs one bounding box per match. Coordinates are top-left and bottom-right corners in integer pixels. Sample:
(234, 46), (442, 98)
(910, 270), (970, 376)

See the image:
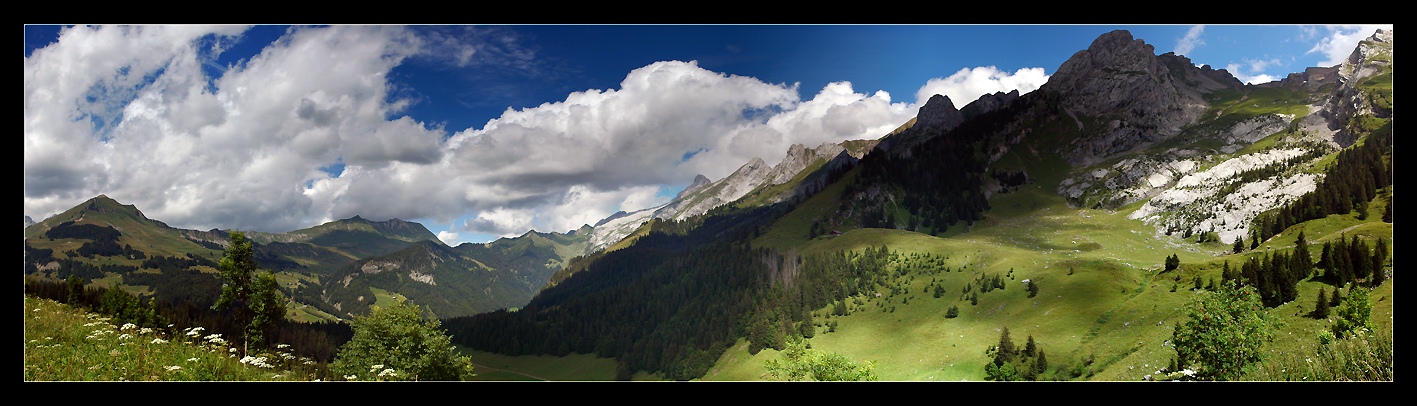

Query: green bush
(330, 299), (475, 381)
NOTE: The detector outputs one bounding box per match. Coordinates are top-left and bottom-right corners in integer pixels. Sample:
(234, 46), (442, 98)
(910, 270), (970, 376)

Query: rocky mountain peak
(875, 94), (965, 157)
(1341, 28), (1392, 83)
(961, 89), (1020, 120)
(914, 94), (965, 131)
(1043, 29), (1214, 165)
(673, 174), (714, 201)
(1323, 28), (1393, 146)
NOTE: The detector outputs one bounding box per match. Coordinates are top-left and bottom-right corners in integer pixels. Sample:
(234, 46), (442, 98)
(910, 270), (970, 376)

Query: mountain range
(23, 29), (1393, 381)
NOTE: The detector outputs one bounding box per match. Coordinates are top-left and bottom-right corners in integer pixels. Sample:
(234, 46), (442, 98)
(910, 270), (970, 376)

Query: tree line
(1250, 122), (1391, 242)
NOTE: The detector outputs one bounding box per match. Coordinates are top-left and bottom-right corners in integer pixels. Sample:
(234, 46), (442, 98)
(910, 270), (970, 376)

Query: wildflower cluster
(25, 296), (327, 381)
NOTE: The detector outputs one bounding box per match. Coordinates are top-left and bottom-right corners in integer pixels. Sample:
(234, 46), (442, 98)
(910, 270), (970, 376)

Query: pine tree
(1319, 241), (1334, 276)
(1382, 196), (1392, 222)
(993, 327), (1016, 366)
(1292, 230), (1312, 279)
(1233, 236), (1245, 254)
(1370, 237), (1388, 287)
(1036, 349), (1048, 373)
(212, 230), (286, 352)
(1349, 235), (1370, 281)
(1313, 289), (1330, 319)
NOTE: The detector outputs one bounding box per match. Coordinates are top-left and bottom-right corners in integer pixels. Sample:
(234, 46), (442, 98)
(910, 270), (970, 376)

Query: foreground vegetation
(24, 295), (323, 381)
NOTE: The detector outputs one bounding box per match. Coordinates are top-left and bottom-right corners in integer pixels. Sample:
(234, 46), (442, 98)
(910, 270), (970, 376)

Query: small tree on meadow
(1312, 289), (1330, 319)
(330, 299), (476, 381)
(1172, 280), (1274, 380)
(213, 230), (286, 352)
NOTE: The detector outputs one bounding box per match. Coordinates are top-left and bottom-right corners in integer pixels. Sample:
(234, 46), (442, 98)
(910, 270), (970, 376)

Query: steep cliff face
(874, 94), (964, 158)
(1044, 30), (1241, 166)
(1323, 28), (1393, 146)
(1060, 29), (1393, 245)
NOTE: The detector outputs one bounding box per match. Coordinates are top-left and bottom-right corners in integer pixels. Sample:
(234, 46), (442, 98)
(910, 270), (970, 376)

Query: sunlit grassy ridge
(699, 157), (1392, 381)
(24, 295), (324, 381)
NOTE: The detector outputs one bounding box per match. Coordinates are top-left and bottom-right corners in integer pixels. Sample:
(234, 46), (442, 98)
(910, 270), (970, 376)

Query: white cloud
(1307, 24), (1393, 67)
(23, 26), (928, 243)
(1174, 25), (1205, 56)
(1227, 59), (1283, 85)
(437, 230), (460, 245)
(25, 25), (434, 232)
(914, 66), (1049, 109)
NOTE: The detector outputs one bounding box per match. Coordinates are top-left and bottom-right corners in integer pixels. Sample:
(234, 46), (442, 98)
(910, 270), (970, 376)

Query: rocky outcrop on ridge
(1043, 30), (1242, 166)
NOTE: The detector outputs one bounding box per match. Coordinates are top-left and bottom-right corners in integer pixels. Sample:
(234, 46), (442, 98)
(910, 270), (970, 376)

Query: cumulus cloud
(914, 66), (1048, 109)
(25, 25), (436, 232)
(1227, 59), (1283, 85)
(1307, 24), (1392, 67)
(26, 26), (926, 242)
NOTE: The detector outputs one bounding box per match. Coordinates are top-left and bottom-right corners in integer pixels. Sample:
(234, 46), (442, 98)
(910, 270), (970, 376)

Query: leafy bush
(1171, 280), (1274, 380)
(330, 299), (475, 381)
(764, 338), (877, 381)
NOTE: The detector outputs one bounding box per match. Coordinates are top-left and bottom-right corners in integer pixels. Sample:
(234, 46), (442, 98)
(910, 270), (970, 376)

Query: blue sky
(23, 24), (1391, 245)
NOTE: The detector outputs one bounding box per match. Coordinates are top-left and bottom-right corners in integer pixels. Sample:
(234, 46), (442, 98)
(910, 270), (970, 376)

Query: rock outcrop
(1043, 30), (1239, 166)
(1323, 28), (1393, 146)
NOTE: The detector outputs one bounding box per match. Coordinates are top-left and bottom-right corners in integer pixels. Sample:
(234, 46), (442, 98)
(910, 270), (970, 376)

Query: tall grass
(24, 295), (326, 381)
(1242, 327), (1393, 381)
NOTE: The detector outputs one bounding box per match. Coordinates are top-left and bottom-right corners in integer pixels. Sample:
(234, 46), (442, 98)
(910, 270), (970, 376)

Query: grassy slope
(708, 178), (1390, 381)
(451, 122), (1391, 382)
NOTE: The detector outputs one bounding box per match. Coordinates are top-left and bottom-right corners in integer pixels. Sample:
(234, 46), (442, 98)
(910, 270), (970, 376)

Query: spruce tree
(1349, 235), (1370, 281)
(1370, 237), (1387, 287)
(1313, 289), (1330, 319)
(1292, 231), (1312, 278)
(993, 327), (1016, 366)
(1382, 196), (1392, 222)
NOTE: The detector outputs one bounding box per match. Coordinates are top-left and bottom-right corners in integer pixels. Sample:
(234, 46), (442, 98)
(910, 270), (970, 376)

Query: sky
(23, 24), (1393, 245)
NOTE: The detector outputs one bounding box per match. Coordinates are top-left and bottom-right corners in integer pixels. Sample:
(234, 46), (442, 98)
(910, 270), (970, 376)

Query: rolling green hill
(439, 29), (1393, 381)
(24, 29), (1392, 382)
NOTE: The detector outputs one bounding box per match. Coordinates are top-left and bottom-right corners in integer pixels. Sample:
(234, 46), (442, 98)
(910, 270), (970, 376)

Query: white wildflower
(151, 338), (168, 344)
(120, 323), (137, 331)
(165, 365), (182, 372)
(378, 368), (399, 378)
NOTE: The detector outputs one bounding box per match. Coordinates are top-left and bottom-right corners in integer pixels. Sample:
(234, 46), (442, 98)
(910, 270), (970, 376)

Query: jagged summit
(673, 174), (714, 201)
(1043, 29), (1238, 166)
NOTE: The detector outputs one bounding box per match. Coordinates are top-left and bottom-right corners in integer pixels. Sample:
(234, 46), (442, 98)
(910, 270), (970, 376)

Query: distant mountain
(441, 29), (1394, 381)
(320, 227), (590, 319)
(24, 28), (1393, 382)
(583, 138), (878, 253)
(23, 195), (552, 322)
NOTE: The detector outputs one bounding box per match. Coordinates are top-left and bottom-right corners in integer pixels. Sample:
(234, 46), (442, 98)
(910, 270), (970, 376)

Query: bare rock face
(1044, 30), (1220, 166)
(875, 94), (963, 157)
(915, 94), (965, 131)
(961, 90), (1020, 120)
(1323, 28), (1393, 146)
